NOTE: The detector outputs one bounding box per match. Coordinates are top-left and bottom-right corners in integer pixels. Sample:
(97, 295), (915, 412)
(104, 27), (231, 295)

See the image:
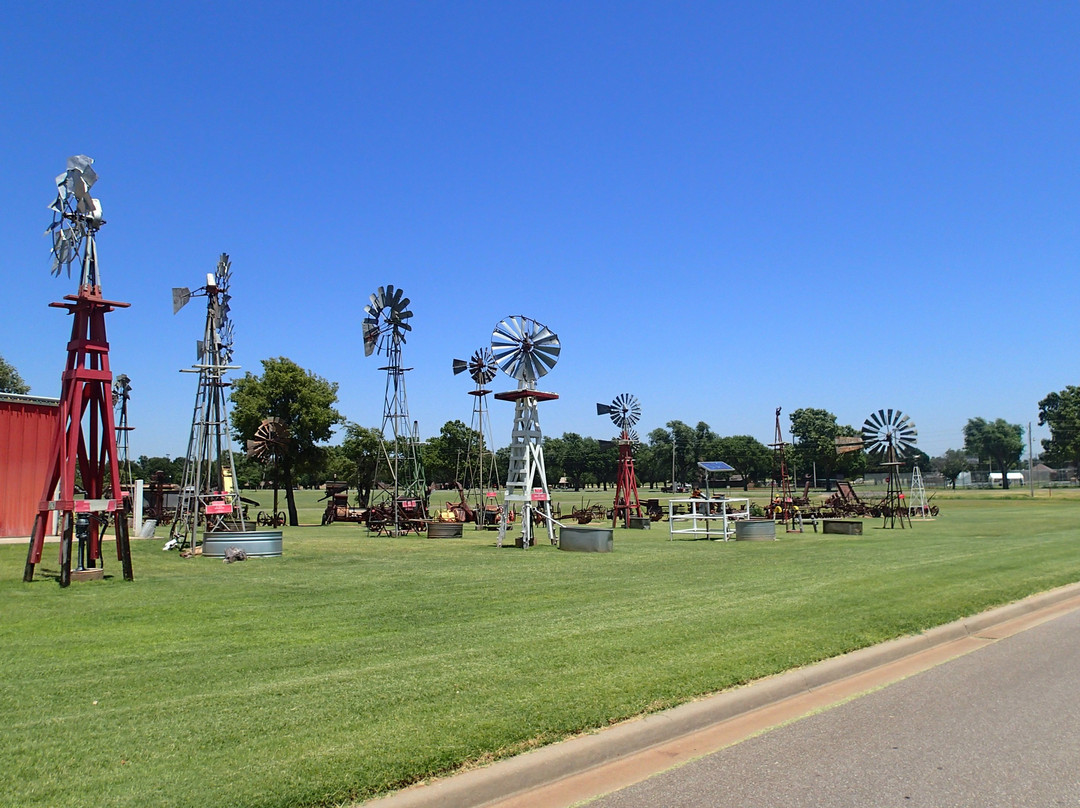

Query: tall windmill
(25, 156), (134, 586)
(862, 409), (917, 528)
(112, 373), (134, 489)
(597, 393), (643, 527)
(491, 315), (560, 548)
(453, 348), (501, 525)
(363, 285), (426, 532)
(169, 254), (246, 549)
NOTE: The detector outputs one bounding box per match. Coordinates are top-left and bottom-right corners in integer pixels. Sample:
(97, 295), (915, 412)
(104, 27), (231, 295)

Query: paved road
(585, 608), (1080, 808)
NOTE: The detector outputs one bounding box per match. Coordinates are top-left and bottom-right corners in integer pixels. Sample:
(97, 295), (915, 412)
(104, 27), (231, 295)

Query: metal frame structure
(169, 255), (246, 548)
(492, 316), (560, 548)
(25, 156), (133, 585)
(363, 285), (426, 533)
(597, 394), (643, 527)
(769, 407), (795, 523)
(909, 464), (932, 520)
(113, 373), (134, 489)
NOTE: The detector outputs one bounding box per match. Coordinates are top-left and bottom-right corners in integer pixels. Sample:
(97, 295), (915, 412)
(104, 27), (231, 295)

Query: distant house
(988, 472), (1025, 487)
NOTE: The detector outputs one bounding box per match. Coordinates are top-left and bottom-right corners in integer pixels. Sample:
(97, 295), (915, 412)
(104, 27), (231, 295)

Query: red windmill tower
(24, 156), (133, 585)
(597, 393), (643, 528)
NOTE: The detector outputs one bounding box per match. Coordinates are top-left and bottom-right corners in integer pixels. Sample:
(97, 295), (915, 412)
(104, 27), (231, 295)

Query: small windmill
(861, 409), (917, 528)
(25, 156), (134, 586)
(452, 348), (501, 526)
(363, 285), (426, 533)
(769, 407), (795, 524)
(597, 393), (644, 527)
(169, 254), (246, 549)
(491, 315), (560, 548)
(247, 417), (290, 526)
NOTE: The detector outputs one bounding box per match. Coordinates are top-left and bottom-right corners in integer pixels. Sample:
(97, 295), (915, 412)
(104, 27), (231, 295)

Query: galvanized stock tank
(202, 529), (283, 558)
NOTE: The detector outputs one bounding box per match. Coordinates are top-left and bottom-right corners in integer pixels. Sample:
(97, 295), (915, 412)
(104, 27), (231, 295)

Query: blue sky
(2, 2), (1077, 461)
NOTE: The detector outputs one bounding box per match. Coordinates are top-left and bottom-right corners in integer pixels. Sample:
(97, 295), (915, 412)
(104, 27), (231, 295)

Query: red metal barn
(0, 393), (59, 538)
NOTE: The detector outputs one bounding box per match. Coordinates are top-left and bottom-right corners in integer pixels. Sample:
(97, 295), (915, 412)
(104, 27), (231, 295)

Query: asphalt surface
(363, 584), (1080, 808)
(586, 606), (1080, 807)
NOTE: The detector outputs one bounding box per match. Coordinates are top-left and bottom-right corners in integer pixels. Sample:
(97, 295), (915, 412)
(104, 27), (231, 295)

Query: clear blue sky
(2, 2), (1077, 461)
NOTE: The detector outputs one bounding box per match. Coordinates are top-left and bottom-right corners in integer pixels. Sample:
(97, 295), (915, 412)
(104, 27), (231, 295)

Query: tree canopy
(230, 357), (343, 524)
(932, 449), (970, 489)
(1038, 386), (1080, 470)
(788, 408), (865, 487)
(963, 417), (1024, 489)
(713, 435), (772, 490)
(0, 354), (29, 394)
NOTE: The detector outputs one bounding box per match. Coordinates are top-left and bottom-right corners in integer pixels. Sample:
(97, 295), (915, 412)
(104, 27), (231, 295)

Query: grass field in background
(2, 488), (1079, 808)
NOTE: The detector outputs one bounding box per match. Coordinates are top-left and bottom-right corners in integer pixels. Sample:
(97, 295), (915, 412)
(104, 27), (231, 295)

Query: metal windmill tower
(909, 463), (932, 520)
(452, 348), (501, 524)
(862, 409), (917, 529)
(112, 373), (134, 489)
(169, 254), (247, 549)
(25, 156), (134, 586)
(597, 393), (643, 527)
(363, 285), (426, 531)
(769, 407), (795, 523)
(491, 315), (560, 548)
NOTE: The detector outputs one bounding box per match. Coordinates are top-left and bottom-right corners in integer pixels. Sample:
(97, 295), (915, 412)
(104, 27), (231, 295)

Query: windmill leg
(59, 513), (73, 588)
(117, 508), (134, 581)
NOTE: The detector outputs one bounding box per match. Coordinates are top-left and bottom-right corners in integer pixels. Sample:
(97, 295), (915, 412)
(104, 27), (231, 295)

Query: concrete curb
(363, 581), (1080, 808)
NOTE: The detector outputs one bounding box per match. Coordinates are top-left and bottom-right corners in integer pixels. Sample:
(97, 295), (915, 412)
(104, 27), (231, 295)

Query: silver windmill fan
(46, 155), (103, 284)
(861, 409), (917, 461)
(212, 254), (234, 363)
(362, 285), (413, 357)
(453, 347), (498, 385)
(491, 315), (560, 383)
(596, 393), (641, 431)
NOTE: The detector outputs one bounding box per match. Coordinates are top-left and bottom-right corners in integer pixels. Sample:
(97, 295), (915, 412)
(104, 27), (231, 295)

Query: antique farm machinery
(491, 315), (560, 548)
(25, 156), (134, 585)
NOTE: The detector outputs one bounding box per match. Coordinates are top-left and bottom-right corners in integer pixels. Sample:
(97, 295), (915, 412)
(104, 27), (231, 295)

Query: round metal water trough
(734, 519), (777, 541)
(427, 522), (463, 538)
(202, 530), (283, 558)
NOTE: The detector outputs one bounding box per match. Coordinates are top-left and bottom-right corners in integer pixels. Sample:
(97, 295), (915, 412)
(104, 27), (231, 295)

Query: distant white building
(988, 472), (1025, 487)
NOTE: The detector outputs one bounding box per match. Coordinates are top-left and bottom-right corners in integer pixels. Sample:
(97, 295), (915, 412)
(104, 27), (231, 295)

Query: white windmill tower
(452, 347), (501, 526)
(363, 284), (426, 532)
(491, 315), (560, 548)
(169, 254), (246, 549)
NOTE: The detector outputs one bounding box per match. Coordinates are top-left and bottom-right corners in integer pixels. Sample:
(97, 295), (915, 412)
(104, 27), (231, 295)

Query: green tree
(337, 423), (383, 506)
(648, 421), (697, 491)
(932, 449), (970, 489)
(230, 357), (343, 524)
(421, 420), (478, 485)
(714, 435), (772, 490)
(899, 447), (932, 473)
(0, 354), (29, 394)
(1038, 386), (1080, 470)
(789, 408), (863, 488)
(963, 417), (1024, 489)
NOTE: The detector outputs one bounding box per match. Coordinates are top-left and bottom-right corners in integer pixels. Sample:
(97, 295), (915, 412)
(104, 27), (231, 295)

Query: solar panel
(698, 461), (735, 472)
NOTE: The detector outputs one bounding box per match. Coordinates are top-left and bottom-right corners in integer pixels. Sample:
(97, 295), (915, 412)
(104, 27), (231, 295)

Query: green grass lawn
(2, 490), (1079, 807)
